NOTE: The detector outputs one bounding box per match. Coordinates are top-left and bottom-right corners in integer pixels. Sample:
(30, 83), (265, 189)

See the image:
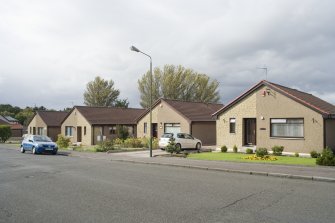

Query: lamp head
(130, 45), (140, 52)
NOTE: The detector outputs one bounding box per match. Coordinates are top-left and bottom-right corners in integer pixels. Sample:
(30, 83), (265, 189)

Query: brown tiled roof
(10, 123), (23, 130)
(75, 106), (146, 125)
(213, 80), (335, 118)
(164, 99), (224, 121)
(137, 98), (223, 122)
(37, 111), (69, 127)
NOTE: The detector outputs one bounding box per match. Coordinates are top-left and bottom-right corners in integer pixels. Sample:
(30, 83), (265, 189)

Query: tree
(138, 65), (220, 108)
(84, 76), (120, 106)
(0, 125), (11, 143)
(15, 107), (34, 125)
(0, 104), (21, 117)
(114, 99), (129, 108)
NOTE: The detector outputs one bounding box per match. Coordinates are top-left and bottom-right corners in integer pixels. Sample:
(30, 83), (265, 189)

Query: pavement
(65, 149), (335, 183)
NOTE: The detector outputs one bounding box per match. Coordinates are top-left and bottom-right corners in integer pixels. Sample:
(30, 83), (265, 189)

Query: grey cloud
(0, 0), (335, 110)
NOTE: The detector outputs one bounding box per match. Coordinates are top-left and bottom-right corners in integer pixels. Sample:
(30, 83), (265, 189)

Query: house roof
(10, 123), (23, 130)
(213, 80), (335, 118)
(4, 116), (18, 122)
(137, 98), (224, 122)
(0, 118), (9, 125)
(37, 111), (69, 127)
(72, 106), (146, 125)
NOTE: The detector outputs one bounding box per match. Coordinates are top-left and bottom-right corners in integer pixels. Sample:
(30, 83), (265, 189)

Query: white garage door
(164, 123), (181, 137)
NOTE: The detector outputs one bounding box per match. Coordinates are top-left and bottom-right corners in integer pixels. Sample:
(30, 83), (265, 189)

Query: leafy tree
(114, 99), (129, 108)
(138, 65), (220, 108)
(84, 76), (120, 106)
(0, 125), (11, 143)
(15, 107), (34, 125)
(0, 104), (21, 117)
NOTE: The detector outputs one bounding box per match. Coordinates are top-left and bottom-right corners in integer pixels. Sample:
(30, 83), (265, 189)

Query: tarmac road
(1, 145), (335, 223)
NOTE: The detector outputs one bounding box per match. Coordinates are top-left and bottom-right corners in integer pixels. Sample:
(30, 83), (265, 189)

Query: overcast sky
(1, 0), (335, 110)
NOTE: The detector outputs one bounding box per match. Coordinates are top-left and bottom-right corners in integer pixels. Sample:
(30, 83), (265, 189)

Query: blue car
(21, 135), (58, 155)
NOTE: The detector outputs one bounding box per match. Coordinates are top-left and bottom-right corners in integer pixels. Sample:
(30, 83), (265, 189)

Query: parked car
(159, 133), (202, 150)
(20, 135), (58, 155)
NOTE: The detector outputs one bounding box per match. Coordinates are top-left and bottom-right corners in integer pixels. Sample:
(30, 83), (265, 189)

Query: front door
(77, 126), (82, 142)
(152, 123), (158, 138)
(244, 118), (256, 145)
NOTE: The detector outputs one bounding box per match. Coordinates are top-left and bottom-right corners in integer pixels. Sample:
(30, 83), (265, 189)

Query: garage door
(164, 123), (181, 137)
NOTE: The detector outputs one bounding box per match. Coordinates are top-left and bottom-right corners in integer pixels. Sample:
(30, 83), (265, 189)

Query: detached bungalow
(61, 106), (145, 145)
(213, 80), (335, 153)
(137, 99), (223, 145)
(27, 111), (68, 141)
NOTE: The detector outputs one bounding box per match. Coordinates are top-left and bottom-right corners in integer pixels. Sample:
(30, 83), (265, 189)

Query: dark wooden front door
(244, 119), (256, 145)
(77, 126), (82, 142)
(152, 123), (158, 138)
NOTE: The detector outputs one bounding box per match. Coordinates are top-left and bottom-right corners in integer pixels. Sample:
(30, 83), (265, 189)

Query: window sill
(270, 137), (304, 140)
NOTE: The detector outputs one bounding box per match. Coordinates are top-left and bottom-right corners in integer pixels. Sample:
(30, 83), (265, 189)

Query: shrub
(123, 137), (142, 148)
(56, 134), (70, 148)
(272, 145), (284, 156)
(0, 125), (11, 143)
(233, 145), (238, 153)
(294, 152), (299, 157)
(116, 125), (129, 140)
(141, 137), (159, 149)
(246, 148), (253, 154)
(152, 137), (159, 150)
(316, 147), (335, 166)
(255, 148), (268, 157)
(310, 150), (320, 158)
(166, 138), (177, 155)
(221, 145), (228, 153)
(96, 140), (114, 152)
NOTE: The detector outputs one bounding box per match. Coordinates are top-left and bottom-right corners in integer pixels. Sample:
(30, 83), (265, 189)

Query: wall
(256, 86), (324, 153)
(216, 93), (257, 148)
(191, 122), (216, 146)
(61, 108), (92, 145)
(27, 114), (47, 135)
(137, 100), (190, 139)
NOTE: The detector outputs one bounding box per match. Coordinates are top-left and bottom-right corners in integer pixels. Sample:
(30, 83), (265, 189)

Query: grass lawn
(188, 152), (316, 166)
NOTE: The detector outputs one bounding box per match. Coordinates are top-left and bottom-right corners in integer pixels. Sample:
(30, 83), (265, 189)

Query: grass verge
(188, 152), (316, 166)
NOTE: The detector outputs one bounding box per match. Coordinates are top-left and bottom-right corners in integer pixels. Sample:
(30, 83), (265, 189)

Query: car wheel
(52, 150), (57, 155)
(175, 143), (182, 151)
(20, 146), (25, 153)
(32, 147), (37, 155)
(196, 142), (201, 151)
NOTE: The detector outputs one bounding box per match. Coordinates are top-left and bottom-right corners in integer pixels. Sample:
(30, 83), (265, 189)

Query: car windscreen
(33, 135), (52, 142)
(161, 133), (173, 138)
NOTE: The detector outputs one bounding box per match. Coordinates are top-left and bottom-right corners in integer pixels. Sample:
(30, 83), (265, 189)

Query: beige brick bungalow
(213, 80), (335, 153)
(137, 99), (223, 145)
(61, 106), (145, 145)
(27, 111), (68, 141)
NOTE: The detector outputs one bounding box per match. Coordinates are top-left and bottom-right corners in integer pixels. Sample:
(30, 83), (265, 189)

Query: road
(1, 145), (335, 223)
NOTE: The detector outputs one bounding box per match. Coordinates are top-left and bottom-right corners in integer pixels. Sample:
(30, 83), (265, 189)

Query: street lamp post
(130, 45), (153, 157)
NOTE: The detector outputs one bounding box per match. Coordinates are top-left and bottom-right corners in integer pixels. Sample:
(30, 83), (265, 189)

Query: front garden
(56, 134), (159, 153)
(188, 152), (316, 166)
(188, 145), (335, 167)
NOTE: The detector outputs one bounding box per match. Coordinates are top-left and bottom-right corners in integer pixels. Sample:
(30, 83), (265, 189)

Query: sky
(1, 0), (335, 110)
